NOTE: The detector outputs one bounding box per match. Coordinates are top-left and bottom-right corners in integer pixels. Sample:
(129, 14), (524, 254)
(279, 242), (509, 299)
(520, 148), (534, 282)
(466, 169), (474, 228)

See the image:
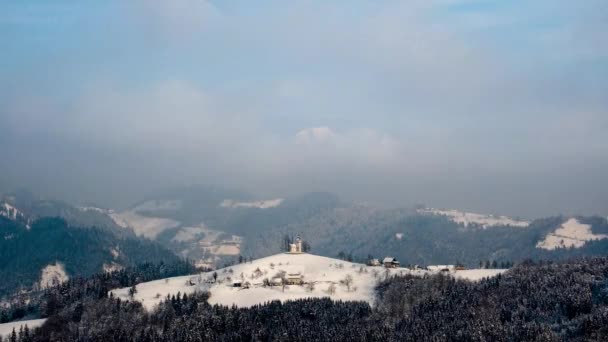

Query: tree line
(3, 257), (608, 341)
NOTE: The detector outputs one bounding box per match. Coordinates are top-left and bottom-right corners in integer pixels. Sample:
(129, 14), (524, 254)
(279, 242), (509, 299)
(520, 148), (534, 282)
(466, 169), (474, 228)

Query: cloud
(0, 0), (607, 217)
(295, 127), (336, 145)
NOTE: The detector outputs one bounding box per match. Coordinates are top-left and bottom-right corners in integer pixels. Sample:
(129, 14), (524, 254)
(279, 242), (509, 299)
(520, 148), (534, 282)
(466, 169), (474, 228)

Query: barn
(383, 257), (400, 268)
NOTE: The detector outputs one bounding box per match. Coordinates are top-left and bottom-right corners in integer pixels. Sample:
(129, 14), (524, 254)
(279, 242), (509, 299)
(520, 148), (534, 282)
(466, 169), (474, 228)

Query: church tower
(288, 235), (304, 254)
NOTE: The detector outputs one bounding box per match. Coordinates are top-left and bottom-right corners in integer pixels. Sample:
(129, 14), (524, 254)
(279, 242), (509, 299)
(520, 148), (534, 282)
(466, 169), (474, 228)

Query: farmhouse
(383, 257), (400, 268)
(286, 273), (304, 285)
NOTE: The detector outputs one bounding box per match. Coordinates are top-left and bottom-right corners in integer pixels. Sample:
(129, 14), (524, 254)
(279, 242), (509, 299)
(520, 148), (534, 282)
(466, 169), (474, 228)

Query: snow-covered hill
(536, 218), (608, 250)
(418, 208), (530, 228)
(111, 253), (506, 310)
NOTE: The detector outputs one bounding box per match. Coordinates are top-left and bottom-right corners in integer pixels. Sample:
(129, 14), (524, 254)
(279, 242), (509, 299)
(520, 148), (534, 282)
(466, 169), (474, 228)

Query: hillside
(1, 191), (128, 237)
(247, 209), (608, 267)
(103, 186), (608, 269)
(0, 217), (182, 297)
(111, 252), (505, 310)
(108, 186), (342, 267)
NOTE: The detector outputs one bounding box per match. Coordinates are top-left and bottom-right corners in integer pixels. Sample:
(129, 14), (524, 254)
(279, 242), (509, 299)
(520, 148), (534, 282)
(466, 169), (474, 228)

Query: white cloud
(294, 127), (336, 145)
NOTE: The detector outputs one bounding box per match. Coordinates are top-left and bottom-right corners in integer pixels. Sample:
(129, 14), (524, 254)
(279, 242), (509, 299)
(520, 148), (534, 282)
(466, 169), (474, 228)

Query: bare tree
(128, 285), (137, 299)
(327, 283), (337, 295)
(306, 282), (315, 293)
(342, 274), (354, 291)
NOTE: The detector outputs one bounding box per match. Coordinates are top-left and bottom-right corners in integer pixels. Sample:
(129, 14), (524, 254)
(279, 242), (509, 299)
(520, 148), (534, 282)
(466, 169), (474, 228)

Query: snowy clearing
(419, 208), (530, 228)
(109, 210), (180, 239)
(111, 253), (506, 311)
(220, 199), (283, 209)
(39, 263), (68, 289)
(103, 262), (124, 273)
(77, 206), (109, 214)
(0, 319), (46, 338)
(536, 218), (608, 250)
(453, 269), (505, 281)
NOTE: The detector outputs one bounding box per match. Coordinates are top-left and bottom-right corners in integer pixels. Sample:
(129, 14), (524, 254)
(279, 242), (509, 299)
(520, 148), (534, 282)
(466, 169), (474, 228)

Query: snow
(536, 218), (608, 250)
(453, 269), (506, 281)
(419, 208), (530, 228)
(172, 226), (207, 243)
(220, 198), (284, 209)
(395, 233), (404, 240)
(103, 262), (124, 273)
(39, 263), (69, 289)
(1, 203), (22, 220)
(0, 203), (29, 228)
(206, 244), (240, 256)
(427, 265), (455, 272)
(108, 212), (129, 228)
(0, 319), (46, 338)
(110, 247), (120, 259)
(111, 253), (507, 311)
(109, 210), (180, 239)
(192, 226), (243, 256)
(77, 206), (109, 214)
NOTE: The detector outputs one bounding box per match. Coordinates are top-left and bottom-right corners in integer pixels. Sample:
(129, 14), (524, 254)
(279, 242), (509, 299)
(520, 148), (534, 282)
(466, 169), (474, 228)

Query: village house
(383, 257), (400, 268)
(368, 258), (381, 266)
(232, 281), (251, 289)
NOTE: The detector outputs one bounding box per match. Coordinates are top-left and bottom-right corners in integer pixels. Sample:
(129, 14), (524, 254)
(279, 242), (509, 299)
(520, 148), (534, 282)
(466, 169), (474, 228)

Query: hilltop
(111, 252), (505, 310)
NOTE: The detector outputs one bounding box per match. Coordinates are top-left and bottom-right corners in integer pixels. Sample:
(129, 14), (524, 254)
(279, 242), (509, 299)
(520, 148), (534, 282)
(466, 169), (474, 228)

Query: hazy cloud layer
(0, 0), (606, 217)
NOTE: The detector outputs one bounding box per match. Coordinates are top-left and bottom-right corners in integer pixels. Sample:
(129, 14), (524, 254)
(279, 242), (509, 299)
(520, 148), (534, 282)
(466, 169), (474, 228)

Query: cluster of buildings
(368, 257), (465, 272)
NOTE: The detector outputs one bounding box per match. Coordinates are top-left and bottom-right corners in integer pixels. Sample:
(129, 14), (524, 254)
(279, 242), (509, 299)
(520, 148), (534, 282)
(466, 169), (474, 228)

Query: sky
(0, 0), (607, 218)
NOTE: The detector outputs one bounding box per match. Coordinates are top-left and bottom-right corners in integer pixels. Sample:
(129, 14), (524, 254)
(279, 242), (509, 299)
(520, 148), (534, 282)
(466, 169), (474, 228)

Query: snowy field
(220, 198), (284, 209)
(0, 319), (46, 338)
(537, 218), (608, 250)
(111, 253), (507, 311)
(418, 208), (530, 228)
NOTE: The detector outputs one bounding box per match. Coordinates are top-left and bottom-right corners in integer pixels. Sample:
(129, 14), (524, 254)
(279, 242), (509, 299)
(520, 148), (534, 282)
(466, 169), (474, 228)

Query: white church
(288, 236), (304, 254)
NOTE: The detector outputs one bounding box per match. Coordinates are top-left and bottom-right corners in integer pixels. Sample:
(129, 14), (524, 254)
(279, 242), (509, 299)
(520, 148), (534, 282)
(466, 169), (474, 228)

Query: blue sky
(1, 0), (607, 217)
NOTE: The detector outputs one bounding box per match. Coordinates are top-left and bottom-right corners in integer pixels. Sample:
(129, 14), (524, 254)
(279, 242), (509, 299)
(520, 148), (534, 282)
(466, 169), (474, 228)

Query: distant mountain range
(2, 186), (608, 297)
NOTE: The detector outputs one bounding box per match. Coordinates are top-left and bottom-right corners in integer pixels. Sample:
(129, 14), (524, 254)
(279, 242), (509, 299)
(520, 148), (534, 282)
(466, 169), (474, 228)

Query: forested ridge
(0, 217), (184, 297)
(3, 257), (608, 341)
(246, 212), (608, 268)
